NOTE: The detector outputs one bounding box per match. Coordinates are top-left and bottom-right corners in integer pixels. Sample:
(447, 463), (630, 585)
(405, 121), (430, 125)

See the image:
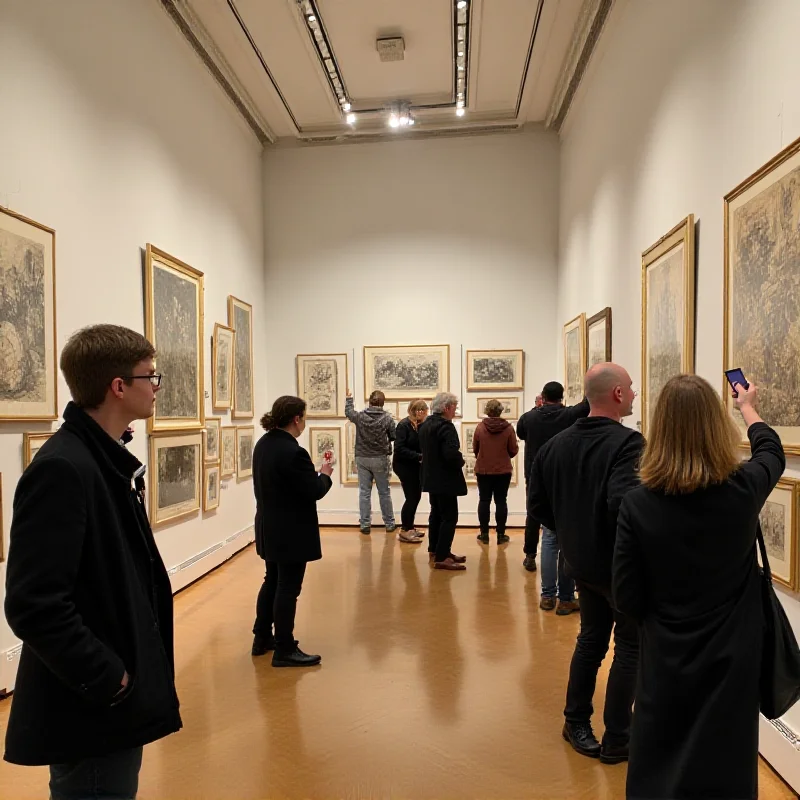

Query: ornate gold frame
(235, 425), (255, 480)
(296, 353), (349, 419)
(148, 430), (202, 527)
(203, 464), (221, 513)
(562, 314), (587, 405)
(228, 296), (254, 420)
(212, 323), (235, 412)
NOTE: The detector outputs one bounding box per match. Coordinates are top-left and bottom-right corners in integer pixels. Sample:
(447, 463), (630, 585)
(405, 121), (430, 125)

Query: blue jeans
(50, 746), (143, 799)
(356, 455), (395, 527)
(540, 527), (575, 601)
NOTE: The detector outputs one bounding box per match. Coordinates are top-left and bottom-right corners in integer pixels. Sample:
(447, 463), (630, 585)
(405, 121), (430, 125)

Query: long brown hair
(640, 374), (740, 494)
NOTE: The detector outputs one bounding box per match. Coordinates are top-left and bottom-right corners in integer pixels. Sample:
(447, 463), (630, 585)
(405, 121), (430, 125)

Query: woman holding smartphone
(613, 376), (784, 798)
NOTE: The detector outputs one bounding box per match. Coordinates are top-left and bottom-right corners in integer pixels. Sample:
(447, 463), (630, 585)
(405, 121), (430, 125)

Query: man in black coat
(4, 325), (181, 797)
(529, 363), (643, 765)
(419, 392), (468, 571)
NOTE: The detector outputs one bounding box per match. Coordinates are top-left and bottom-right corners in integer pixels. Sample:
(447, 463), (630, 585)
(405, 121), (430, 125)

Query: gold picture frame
(220, 425), (236, 478)
(363, 344), (450, 401)
(563, 314), (587, 406)
(149, 430), (202, 527)
(344, 422), (358, 485)
(641, 216), (695, 436)
(758, 477), (799, 590)
(235, 425), (255, 480)
(466, 349), (524, 392)
(212, 323), (235, 412)
(228, 296), (254, 420)
(296, 353), (349, 419)
(460, 422), (478, 485)
(203, 464), (221, 513)
(586, 307), (612, 367)
(0, 208), (58, 421)
(0, 474), (4, 562)
(145, 245), (204, 432)
(476, 397), (519, 419)
(307, 426), (341, 472)
(204, 418), (220, 464)
(23, 431), (55, 469)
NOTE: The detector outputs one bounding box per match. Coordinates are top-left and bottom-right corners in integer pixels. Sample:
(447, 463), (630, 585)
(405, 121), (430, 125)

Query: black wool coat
(4, 403), (182, 766)
(613, 422), (785, 799)
(419, 413), (467, 497)
(253, 428), (332, 563)
(392, 418), (422, 483)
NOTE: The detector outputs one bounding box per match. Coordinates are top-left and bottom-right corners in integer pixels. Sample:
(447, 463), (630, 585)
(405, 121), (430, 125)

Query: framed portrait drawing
(212, 323), (235, 412)
(296, 353), (348, 419)
(149, 431), (202, 527)
(220, 426), (236, 478)
(641, 216), (696, 436)
(364, 344), (449, 401)
(586, 307), (612, 367)
(724, 136), (800, 452)
(236, 426), (255, 480)
(758, 478), (799, 590)
(228, 296), (254, 420)
(23, 431), (54, 468)
(204, 418), (220, 464)
(145, 245), (204, 432)
(476, 397), (519, 419)
(563, 314), (587, 407)
(203, 464), (221, 513)
(0, 208), (57, 421)
(466, 350), (524, 392)
(344, 422), (358, 485)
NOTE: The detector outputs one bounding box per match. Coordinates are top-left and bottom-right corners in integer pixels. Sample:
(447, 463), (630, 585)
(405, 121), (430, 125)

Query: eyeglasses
(122, 374), (162, 387)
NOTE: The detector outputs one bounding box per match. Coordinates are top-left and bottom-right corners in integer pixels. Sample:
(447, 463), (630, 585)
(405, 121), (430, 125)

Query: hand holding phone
(724, 368), (749, 398)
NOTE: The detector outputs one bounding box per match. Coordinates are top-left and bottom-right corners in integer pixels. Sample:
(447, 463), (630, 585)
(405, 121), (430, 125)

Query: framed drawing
(220, 426), (236, 478)
(0, 208), (57, 421)
(0, 474), (3, 562)
(586, 307), (612, 367)
(563, 314), (587, 407)
(364, 344), (449, 401)
(725, 136), (800, 452)
(144, 245), (204, 432)
(296, 353), (348, 419)
(758, 478), (799, 590)
(236, 426), (255, 480)
(476, 397), (519, 419)
(149, 431), (202, 527)
(203, 464), (221, 512)
(23, 431), (54, 468)
(344, 422), (358, 485)
(383, 401), (399, 420)
(466, 350), (524, 392)
(308, 426), (341, 471)
(641, 216), (696, 436)
(228, 296), (254, 419)
(460, 422), (478, 485)
(212, 323), (235, 412)
(204, 418), (220, 464)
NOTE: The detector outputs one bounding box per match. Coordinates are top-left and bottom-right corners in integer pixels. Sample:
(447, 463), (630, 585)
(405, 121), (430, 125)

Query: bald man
(528, 363), (643, 765)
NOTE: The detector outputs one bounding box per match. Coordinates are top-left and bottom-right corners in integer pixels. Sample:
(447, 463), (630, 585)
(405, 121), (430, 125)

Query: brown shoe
(398, 531), (424, 543)
(428, 552), (436, 562)
(449, 552), (467, 563)
(556, 600), (580, 616)
(434, 557), (466, 571)
(539, 596), (557, 611)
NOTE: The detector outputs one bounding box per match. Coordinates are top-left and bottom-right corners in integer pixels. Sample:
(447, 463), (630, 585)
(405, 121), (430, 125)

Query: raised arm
(564, 398), (590, 424)
(612, 499), (646, 620)
(345, 394), (358, 423)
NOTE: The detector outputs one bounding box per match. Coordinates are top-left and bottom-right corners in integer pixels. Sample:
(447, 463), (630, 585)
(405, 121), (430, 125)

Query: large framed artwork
(23, 431), (54, 468)
(586, 307), (612, 367)
(363, 344), (449, 401)
(758, 478), (799, 590)
(308, 427), (341, 472)
(204, 418), (220, 464)
(344, 422), (358, 485)
(149, 431), (202, 527)
(296, 353), (348, 419)
(236, 426), (255, 480)
(0, 208), (57, 421)
(563, 314), (587, 406)
(144, 245), (204, 432)
(228, 296), (254, 419)
(476, 397), (519, 420)
(466, 350), (524, 392)
(641, 216), (696, 436)
(203, 464), (221, 513)
(220, 426), (236, 478)
(724, 136), (800, 452)
(212, 323), (235, 412)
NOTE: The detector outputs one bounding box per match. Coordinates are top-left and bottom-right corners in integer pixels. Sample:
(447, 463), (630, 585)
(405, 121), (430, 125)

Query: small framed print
(203, 464), (221, 512)
(212, 323), (235, 412)
(344, 423), (358, 486)
(220, 426), (236, 478)
(586, 307), (612, 367)
(23, 431), (54, 469)
(296, 353), (348, 419)
(149, 431), (202, 527)
(460, 422), (478, 485)
(236, 426), (255, 480)
(759, 477), (799, 590)
(204, 418), (220, 464)
(563, 314), (587, 406)
(466, 350), (524, 392)
(476, 397), (519, 419)
(308, 427), (341, 472)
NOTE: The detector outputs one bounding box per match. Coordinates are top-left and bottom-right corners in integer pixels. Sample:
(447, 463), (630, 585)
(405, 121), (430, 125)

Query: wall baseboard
(760, 715), (800, 793)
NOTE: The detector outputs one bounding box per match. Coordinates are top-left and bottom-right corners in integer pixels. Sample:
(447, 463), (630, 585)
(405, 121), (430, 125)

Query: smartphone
(724, 368), (750, 395)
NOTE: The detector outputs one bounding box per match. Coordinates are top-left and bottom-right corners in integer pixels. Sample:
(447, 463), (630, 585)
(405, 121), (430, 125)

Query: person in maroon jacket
(473, 399), (519, 545)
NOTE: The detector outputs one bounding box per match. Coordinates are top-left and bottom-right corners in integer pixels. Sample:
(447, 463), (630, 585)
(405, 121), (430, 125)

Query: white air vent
(376, 37), (405, 62)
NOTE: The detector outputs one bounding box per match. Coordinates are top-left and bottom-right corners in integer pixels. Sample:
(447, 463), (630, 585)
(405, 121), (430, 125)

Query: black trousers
(428, 493), (459, 562)
(253, 561), (307, 650)
(524, 477), (541, 556)
(476, 472), (512, 535)
(564, 581), (639, 744)
(395, 463), (422, 531)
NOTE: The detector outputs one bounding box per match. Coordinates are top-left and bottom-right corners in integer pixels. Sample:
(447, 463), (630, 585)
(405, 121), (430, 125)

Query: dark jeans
(524, 477), (540, 556)
(476, 472), (512, 535)
(50, 746), (143, 800)
(253, 561), (307, 650)
(564, 581), (639, 744)
(395, 463), (422, 531)
(428, 493), (459, 562)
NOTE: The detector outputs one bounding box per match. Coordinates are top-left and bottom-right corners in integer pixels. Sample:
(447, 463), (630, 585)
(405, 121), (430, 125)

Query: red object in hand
(323, 450), (333, 463)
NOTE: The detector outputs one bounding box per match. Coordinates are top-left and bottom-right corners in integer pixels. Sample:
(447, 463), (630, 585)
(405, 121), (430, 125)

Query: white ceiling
(165, 0), (606, 145)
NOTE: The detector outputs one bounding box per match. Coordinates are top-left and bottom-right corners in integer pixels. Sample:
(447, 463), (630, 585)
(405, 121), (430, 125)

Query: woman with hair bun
(251, 395), (333, 667)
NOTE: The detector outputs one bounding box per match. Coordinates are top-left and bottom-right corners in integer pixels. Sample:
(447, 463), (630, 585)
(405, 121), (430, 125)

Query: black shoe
(497, 533), (510, 545)
(562, 722), (601, 758)
(600, 739), (629, 765)
(272, 646), (322, 668)
(251, 634), (276, 656)
(523, 555), (537, 572)
(386, 523), (397, 533)
(360, 526), (371, 535)
(477, 532), (490, 544)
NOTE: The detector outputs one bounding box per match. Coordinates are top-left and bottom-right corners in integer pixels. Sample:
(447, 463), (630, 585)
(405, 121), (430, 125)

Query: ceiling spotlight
(343, 102), (351, 112)
(456, 107), (465, 117)
(457, 0), (468, 9)
(399, 114), (410, 126)
(458, 65), (465, 72)
(346, 113), (356, 125)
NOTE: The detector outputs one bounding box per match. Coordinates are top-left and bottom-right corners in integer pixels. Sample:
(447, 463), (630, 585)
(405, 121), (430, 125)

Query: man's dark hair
(542, 381), (565, 403)
(368, 390), (385, 407)
(60, 325), (156, 409)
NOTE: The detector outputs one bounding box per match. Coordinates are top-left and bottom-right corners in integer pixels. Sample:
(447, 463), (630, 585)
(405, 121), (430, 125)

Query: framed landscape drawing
(23, 431), (54, 468)
(145, 245), (204, 432)
(236, 426), (255, 480)
(641, 216), (696, 436)
(466, 350), (524, 392)
(220, 426), (236, 478)
(204, 418), (220, 464)
(308, 426), (341, 472)
(0, 208), (57, 421)
(563, 314), (587, 406)
(758, 478), (799, 590)
(228, 296), (254, 419)
(476, 397), (519, 419)
(203, 464), (221, 513)
(344, 422), (358, 485)
(149, 431), (202, 527)
(586, 307), (612, 367)
(296, 353), (348, 419)
(212, 323), (235, 412)
(724, 136), (800, 452)
(364, 344), (449, 401)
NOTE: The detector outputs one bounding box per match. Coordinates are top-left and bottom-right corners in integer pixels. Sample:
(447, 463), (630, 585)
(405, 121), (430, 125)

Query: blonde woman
(393, 400), (429, 543)
(613, 375), (784, 797)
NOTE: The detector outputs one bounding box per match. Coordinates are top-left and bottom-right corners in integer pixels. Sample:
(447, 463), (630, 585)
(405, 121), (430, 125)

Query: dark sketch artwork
(373, 354), (440, 393)
(588, 323), (607, 367)
(234, 304), (253, 413)
(207, 423), (219, 456)
(238, 433), (254, 472)
(760, 500), (786, 562)
(221, 429), (236, 475)
(215, 334), (231, 402)
(473, 357), (515, 385)
(207, 471), (218, 504)
(314, 431), (336, 461)
(305, 360), (337, 414)
(158, 444), (197, 509)
(565, 327), (582, 403)
(153, 265), (198, 420)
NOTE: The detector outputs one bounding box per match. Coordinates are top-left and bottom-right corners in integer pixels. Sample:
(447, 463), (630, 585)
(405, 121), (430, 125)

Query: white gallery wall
(262, 132), (560, 526)
(0, 0), (265, 690)
(557, 0), (800, 786)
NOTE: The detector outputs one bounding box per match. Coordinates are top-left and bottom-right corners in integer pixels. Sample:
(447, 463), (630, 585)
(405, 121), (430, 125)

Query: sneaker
(600, 739), (629, 765)
(251, 634), (276, 656)
(497, 533), (511, 545)
(539, 596), (557, 611)
(477, 532), (490, 544)
(386, 523), (397, 533)
(398, 531), (423, 543)
(562, 721), (601, 758)
(360, 526), (371, 535)
(523, 555), (537, 572)
(272, 646), (322, 668)
(556, 600), (580, 616)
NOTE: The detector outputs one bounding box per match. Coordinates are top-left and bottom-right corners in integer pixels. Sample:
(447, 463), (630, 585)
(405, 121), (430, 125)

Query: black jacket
(528, 416), (644, 588)
(4, 404), (181, 766)
(516, 399), (590, 481)
(392, 418), (422, 478)
(419, 413), (468, 497)
(253, 429), (332, 563)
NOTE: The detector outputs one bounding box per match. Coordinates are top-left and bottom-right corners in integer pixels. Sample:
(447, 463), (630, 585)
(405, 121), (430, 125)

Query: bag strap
(756, 521), (774, 584)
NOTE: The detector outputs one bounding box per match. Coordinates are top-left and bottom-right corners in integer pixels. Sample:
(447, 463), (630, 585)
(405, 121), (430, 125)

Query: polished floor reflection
(0, 529), (794, 799)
